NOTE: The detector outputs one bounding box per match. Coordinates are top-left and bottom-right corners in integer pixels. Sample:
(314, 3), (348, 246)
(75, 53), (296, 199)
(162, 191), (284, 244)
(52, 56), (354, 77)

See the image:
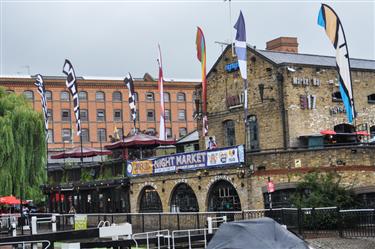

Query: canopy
(0, 196), (26, 205)
(320, 129), (336, 135)
(207, 217), (309, 249)
(51, 146), (112, 159)
(105, 133), (175, 150)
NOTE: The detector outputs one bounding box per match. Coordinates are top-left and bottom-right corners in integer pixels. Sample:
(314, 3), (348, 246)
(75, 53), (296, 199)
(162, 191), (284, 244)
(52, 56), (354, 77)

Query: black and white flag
(62, 59), (81, 135)
(34, 74), (48, 139)
(124, 73), (137, 128)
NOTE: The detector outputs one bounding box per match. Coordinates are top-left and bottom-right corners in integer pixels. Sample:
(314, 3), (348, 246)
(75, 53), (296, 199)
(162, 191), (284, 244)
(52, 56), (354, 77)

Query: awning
(51, 146), (112, 159)
(105, 133), (176, 150)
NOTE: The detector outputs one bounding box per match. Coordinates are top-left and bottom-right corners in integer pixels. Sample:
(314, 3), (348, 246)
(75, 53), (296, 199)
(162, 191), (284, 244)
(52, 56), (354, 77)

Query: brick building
(0, 74), (199, 157)
(204, 37), (375, 150)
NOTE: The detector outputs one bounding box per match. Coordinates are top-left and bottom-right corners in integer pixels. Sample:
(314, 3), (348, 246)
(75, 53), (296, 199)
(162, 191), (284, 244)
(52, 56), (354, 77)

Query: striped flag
(124, 73), (137, 131)
(34, 74), (48, 139)
(62, 59), (81, 135)
(318, 4), (355, 123)
(157, 44), (166, 140)
(196, 27), (208, 136)
(234, 11), (248, 122)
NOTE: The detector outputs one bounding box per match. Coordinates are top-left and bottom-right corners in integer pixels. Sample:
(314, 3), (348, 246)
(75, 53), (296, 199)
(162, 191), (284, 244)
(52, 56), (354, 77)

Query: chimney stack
(266, 37), (298, 53)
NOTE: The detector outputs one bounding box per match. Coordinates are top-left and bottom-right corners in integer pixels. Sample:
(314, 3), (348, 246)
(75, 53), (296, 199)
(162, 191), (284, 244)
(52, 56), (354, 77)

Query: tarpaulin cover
(207, 217), (310, 249)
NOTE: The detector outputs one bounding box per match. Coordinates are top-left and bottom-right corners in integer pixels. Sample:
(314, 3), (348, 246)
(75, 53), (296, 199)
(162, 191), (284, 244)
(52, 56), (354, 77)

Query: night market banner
(126, 145), (245, 177)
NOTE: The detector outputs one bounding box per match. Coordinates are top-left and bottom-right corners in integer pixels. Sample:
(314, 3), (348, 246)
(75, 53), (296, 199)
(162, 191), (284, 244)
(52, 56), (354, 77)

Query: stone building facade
(203, 37), (375, 150)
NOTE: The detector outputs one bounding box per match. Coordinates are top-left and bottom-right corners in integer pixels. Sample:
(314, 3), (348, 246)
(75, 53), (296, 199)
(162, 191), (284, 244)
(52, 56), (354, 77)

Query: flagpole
(80, 131), (83, 166)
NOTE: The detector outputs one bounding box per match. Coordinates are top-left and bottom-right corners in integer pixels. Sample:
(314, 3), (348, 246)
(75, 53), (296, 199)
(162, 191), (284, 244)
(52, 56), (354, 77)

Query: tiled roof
(256, 49), (375, 70)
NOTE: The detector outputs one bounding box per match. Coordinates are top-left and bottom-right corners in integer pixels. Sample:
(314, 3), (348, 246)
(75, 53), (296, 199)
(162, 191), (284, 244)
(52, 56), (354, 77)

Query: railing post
(142, 213), (145, 232)
(159, 213), (162, 231)
(312, 208), (316, 236)
(196, 213), (200, 229)
(297, 208), (302, 236)
(337, 207), (343, 238)
(281, 208), (285, 225)
(177, 213), (180, 230)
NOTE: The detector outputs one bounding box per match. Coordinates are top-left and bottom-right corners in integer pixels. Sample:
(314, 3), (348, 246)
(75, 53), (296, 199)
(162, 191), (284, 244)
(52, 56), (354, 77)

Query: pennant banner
(157, 44), (166, 140)
(234, 11), (248, 123)
(62, 59), (81, 135)
(196, 27), (208, 136)
(318, 4), (355, 123)
(124, 73), (137, 130)
(34, 74), (49, 139)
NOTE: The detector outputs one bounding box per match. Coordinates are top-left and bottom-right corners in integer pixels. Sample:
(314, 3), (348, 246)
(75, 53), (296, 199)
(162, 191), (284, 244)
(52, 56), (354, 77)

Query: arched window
(23, 90), (34, 101)
(45, 90), (52, 101)
(96, 91), (105, 101)
(207, 180), (241, 212)
(79, 91), (88, 101)
(60, 91), (70, 101)
(146, 92), (154, 101)
(223, 120), (236, 146)
(170, 183), (199, 212)
(112, 91), (122, 102)
(177, 92), (186, 102)
(332, 91), (342, 102)
(368, 94), (375, 104)
(139, 186), (162, 213)
(334, 123), (355, 133)
(163, 92), (170, 102)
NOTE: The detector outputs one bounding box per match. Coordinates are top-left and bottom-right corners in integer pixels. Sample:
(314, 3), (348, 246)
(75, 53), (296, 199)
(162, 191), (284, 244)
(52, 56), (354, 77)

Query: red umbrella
(105, 133), (175, 150)
(0, 196), (24, 205)
(320, 129), (336, 135)
(355, 131), (370, 136)
(51, 146), (112, 159)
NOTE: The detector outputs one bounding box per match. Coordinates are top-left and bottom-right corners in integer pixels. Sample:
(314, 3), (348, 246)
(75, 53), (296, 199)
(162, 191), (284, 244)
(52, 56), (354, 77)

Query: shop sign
(127, 160), (153, 176)
(74, 214), (87, 230)
(293, 77), (320, 86)
(225, 62), (239, 73)
(127, 145), (245, 176)
(206, 175), (236, 191)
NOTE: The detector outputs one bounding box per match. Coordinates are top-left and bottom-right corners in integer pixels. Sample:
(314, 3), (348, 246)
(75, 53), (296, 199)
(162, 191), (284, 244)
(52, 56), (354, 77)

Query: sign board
(127, 145), (245, 176)
(295, 159), (301, 168)
(128, 160), (153, 176)
(225, 62), (239, 72)
(74, 214), (87, 230)
(267, 181), (275, 193)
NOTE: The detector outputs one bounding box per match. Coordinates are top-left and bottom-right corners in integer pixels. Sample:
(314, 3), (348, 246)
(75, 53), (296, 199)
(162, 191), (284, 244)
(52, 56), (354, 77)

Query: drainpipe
(276, 69), (288, 149)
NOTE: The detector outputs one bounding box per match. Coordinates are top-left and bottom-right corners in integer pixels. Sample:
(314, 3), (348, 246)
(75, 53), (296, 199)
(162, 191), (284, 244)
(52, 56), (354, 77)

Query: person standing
(207, 137), (217, 150)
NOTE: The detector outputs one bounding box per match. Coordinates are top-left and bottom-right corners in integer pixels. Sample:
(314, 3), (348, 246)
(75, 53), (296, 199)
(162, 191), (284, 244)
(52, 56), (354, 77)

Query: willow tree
(0, 87), (46, 202)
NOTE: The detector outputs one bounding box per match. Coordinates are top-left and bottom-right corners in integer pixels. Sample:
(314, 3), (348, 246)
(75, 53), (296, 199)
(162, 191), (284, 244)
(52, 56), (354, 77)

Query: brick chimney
(266, 37), (298, 53)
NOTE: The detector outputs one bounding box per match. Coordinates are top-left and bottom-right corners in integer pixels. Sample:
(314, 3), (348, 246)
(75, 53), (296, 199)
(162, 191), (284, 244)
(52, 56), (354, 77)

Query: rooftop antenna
(224, 0), (235, 57)
(215, 41), (230, 53)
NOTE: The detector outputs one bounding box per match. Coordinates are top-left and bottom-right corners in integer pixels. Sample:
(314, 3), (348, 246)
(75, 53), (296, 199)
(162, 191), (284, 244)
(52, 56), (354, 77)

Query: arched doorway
(170, 183), (199, 212)
(334, 123), (356, 143)
(207, 180), (241, 211)
(139, 186), (162, 213)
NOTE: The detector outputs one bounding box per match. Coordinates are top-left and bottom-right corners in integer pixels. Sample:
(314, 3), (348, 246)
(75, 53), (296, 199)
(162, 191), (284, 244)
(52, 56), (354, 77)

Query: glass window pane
(113, 91), (122, 102)
(47, 129), (54, 143)
(81, 129), (89, 143)
(79, 91), (88, 101)
(177, 93), (185, 102)
(61, 110), (71, 122)
(147, 110), (155, 121)
(178, 110), (186, 121)
(97, 129), (106, 142)
(96, 91), (105, 101)
(62, 129), (72, 143)
(45, 91), (52, 101)
(60, 91), (70, 101)
(97, 110), (105, 121)
(163, 92), (170, 102)
(23, 91), (34, 101)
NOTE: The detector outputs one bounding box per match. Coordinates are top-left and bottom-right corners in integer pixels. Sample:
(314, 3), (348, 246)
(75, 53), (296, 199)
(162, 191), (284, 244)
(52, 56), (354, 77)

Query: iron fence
(4, 208), (375, 239)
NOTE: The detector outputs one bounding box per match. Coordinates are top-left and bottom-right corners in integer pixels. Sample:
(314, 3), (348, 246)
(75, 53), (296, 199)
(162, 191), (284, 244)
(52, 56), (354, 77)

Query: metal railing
(0, 240), (51, 249)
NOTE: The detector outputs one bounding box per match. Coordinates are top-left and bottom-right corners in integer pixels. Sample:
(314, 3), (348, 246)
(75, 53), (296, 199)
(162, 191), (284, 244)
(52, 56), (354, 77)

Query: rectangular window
(166, 128), (172, 139)
(179, 128), (187, 138)
(178, 109), (186, 121)
(47, 109), (53, 122)
(147, 110), (155, 121)
(80, 109), (88, 122)
(165, 109), (171, 121)
(47, 129), (54, 143)
(113, 110), (122, 122)
(62, 129), (72, 143)
(97, 128), (106, 142)
(97, 109), (105, 122)
(81, 129), (89, 143)
(61, 110), (71, 122)
(129, 111), (139, 121)
(146, 92), (154, 101)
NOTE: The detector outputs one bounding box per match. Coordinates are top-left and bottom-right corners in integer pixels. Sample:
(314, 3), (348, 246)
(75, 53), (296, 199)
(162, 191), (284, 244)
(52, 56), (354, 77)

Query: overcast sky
(0, 0), (374, 79)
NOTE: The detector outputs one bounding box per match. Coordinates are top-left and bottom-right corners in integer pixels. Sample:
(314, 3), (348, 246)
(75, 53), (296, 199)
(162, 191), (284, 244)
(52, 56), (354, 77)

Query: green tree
(292, 172), (357, 208)
(0, 87), (46, 202)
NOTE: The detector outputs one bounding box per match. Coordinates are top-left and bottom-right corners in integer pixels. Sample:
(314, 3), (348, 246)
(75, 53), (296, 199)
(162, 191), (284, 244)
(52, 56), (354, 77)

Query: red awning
(105, 133), (176, 150)
(320, 129), (336, 135)
(51, 146), (112, 159)
(355, 131), (370, 136)
(0, 196), (27, 205)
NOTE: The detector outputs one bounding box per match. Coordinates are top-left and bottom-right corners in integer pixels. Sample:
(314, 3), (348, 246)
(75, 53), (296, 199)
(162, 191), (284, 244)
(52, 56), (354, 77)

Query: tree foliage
(0, 87), (46, 202)
(292, 172), (357, 209)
